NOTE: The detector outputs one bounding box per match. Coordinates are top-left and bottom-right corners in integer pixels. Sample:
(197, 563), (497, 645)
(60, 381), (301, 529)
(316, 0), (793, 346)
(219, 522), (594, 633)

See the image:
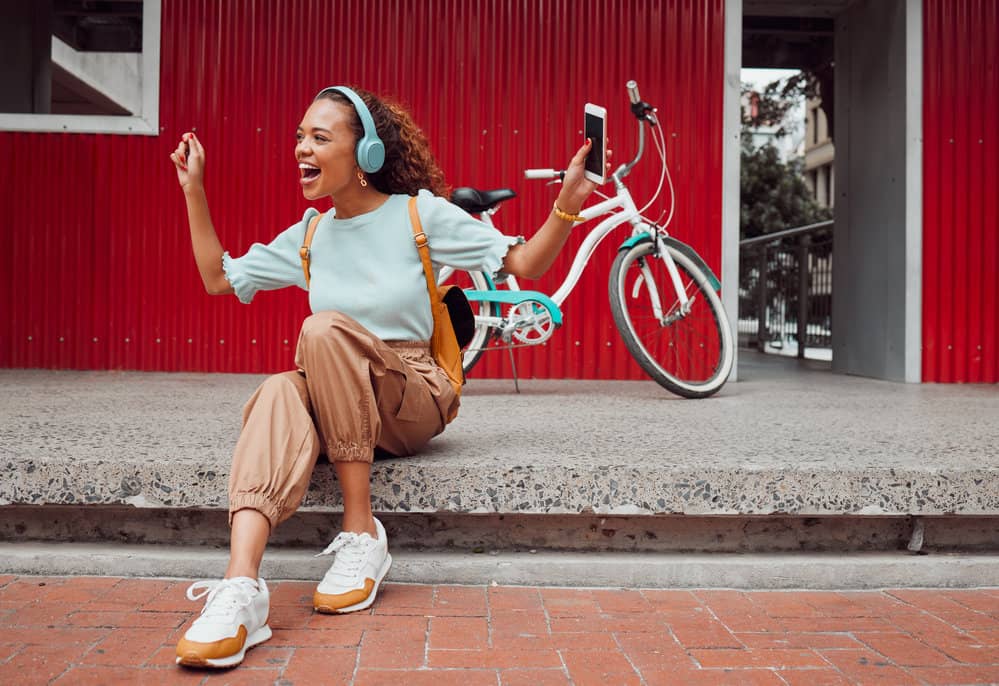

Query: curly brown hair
(315, 87), (448, 198)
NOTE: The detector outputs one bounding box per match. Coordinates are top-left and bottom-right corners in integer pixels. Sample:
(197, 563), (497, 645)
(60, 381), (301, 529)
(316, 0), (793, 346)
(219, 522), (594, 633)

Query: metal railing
(738, 220), (833, 359)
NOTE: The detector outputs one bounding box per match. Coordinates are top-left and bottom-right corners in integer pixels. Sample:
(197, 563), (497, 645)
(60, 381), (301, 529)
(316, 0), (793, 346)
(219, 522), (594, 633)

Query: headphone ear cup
(356, 139), (385, 174)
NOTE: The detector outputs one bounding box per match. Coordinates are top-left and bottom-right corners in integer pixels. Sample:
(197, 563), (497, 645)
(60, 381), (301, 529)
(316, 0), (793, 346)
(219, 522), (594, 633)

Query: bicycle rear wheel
(437, 268), (496, 374)
(609, 241), (733, 398)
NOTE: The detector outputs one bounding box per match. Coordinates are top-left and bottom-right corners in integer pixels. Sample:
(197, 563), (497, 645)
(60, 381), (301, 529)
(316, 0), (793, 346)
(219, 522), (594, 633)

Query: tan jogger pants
(228, 311), (458, 528)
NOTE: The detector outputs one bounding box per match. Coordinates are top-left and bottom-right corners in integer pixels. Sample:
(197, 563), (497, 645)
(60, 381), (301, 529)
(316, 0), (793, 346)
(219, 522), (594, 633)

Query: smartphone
(584, 103), (607, 185)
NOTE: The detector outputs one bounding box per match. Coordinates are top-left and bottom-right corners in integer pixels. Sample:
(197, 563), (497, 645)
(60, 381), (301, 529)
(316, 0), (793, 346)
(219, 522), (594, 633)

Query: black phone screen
(584, 112), (605, 177)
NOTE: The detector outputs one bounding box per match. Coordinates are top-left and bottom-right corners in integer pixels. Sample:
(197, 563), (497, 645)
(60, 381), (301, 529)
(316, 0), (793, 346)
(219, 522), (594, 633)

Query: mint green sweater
(223, 190), (517, 341)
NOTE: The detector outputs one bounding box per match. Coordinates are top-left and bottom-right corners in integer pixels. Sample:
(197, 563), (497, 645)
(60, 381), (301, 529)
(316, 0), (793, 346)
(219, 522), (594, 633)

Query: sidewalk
(1, 576), (997, 685)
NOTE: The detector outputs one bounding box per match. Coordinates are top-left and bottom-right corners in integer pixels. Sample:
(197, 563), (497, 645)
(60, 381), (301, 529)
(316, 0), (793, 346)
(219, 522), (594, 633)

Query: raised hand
(556, 138), (612, 214)
(170, 132), (206, 192)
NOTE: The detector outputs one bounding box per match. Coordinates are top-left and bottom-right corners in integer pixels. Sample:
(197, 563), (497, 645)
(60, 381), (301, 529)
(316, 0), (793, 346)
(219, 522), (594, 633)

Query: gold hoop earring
(357, 171), (368, 188)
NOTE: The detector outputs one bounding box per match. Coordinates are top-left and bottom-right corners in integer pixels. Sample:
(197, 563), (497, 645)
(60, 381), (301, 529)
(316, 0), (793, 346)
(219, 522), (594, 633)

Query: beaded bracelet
(552, 202), (585, 223)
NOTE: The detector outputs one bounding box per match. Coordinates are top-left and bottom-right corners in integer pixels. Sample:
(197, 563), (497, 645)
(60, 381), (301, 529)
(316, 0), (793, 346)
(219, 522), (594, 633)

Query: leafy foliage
(740, 72), (820, 140)
(739, 73), (832, 344)
(740, 138), (830, 240)
(740, 72), (830, 240)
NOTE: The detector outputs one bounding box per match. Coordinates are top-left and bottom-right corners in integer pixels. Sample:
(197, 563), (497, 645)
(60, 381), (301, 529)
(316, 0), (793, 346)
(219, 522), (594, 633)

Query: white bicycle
(441, 81), (734, 398)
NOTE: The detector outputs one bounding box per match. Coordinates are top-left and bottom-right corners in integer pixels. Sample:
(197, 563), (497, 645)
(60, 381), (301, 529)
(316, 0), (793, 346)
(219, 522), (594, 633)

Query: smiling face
(295, 98), (360, 201)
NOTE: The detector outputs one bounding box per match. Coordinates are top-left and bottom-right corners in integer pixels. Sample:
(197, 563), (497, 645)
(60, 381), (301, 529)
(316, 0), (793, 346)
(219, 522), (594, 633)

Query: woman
(169, 85), (603, 668)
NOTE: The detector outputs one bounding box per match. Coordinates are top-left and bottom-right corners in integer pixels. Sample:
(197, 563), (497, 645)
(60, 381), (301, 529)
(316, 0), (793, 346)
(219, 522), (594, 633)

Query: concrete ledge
(3, 361), (998, 518)
(2, 542), (998, 590)
(4, 506), (998, 553)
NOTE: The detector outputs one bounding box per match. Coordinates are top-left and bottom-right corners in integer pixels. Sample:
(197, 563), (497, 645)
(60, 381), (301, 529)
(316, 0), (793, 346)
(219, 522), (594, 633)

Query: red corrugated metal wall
(923, 0), (998, 382)
(0, 0), (725, 378)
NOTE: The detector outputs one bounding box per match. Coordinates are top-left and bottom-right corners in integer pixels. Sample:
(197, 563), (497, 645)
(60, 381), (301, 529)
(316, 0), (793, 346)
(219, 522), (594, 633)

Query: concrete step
(3, 507), (998, 554)
(3, 541), (998, 589)
(3, 358), (997, 520)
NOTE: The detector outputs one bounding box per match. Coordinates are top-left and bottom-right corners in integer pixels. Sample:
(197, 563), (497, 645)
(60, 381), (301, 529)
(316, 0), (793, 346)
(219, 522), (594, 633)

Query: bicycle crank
(501, 300), (558, 344)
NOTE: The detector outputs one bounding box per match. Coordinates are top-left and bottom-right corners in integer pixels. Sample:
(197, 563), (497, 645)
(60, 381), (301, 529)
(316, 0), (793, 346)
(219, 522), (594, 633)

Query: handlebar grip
(626, 80), (641, 104)
(524, 168), (559, 179)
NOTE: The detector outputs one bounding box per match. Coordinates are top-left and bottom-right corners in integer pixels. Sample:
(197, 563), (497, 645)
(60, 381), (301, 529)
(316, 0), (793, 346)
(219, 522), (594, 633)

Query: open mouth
(299, 162), (320, 183)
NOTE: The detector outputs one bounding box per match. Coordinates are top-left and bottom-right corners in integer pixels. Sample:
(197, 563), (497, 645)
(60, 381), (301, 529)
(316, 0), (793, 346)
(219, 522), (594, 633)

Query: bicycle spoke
(610, 242), (732, 396)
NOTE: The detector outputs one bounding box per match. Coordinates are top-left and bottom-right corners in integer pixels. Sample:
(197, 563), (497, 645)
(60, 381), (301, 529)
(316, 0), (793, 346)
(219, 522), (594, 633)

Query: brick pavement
(0, 575), (997, 685)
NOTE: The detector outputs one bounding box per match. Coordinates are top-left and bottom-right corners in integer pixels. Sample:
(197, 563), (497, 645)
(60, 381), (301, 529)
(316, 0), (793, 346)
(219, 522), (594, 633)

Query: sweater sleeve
(415, 190), (520, 275)
(222, 209), (318, 303)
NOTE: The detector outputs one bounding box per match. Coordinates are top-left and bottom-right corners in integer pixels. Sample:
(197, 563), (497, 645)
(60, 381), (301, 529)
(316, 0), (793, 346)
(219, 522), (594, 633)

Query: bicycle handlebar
(526, 81), (658, 184)
(616, 79), (657, 180)
(627, 79), (657, 124)
(524, 168), (565, 181)
(626, 80), (641, 105)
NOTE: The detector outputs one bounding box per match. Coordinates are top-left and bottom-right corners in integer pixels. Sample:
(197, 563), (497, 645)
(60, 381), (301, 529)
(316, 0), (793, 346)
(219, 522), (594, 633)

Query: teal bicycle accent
(618, 234), (721, 292)
(464, 290), (563, 328)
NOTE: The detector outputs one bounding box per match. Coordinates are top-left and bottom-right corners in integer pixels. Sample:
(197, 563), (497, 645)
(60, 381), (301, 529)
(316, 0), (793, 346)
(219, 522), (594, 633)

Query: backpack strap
(409, 195), (465, 415)
(408, 197), (442, 310)
(299, 212), (323, 288)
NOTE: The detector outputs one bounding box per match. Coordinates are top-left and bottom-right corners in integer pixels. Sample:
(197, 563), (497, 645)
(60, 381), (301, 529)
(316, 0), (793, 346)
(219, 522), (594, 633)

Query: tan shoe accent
(176, 624), (247, 665)
(313, 577), (375, 614)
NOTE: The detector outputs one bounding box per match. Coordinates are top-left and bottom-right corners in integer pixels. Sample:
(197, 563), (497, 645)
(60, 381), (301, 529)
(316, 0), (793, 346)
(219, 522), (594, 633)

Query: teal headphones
(314, 86), (385, 174)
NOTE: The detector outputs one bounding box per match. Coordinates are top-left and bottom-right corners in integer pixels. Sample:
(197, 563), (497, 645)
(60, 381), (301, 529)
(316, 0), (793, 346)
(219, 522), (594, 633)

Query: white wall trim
(905, 0), (923, 382)
(0, 0), (160, 136)
(723, 0), (743, 381)
(51, 37), (142, 115)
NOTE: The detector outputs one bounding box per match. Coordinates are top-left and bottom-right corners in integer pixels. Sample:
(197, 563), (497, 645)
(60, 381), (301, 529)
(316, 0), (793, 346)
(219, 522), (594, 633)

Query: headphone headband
(314, 86), (386, 174)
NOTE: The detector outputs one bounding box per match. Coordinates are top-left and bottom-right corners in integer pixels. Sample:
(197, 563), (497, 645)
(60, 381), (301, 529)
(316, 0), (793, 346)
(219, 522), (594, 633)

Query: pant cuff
(229, 493), (283, 530)
(327, 439), (373, 463)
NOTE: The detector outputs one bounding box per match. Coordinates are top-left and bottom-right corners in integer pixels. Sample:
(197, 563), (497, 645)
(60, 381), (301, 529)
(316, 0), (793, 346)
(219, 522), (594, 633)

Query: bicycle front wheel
(437, 268), (496, 374)
(609, 241), (734, 398)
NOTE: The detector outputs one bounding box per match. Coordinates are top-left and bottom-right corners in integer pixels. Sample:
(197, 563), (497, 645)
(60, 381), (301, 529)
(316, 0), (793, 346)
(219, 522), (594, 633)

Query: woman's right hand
(170, 132), (205, 192)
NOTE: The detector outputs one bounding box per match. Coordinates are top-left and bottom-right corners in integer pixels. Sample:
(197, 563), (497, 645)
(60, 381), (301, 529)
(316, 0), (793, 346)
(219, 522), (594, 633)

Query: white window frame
(0, 0), (160, 136)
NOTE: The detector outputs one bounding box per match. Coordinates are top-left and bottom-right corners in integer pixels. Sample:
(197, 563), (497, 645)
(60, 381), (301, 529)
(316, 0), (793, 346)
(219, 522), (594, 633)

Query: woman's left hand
(555, 138), (612, 215)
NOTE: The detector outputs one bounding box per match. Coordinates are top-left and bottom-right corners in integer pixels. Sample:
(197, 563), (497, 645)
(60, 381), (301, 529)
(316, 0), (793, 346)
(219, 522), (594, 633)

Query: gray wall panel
(833, 0), (910, 380)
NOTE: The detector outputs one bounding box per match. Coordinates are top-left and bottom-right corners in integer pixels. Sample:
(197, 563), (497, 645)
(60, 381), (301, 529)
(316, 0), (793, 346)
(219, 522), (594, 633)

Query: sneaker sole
(314, 553), (392, 614)
(176, 624), (273, 668)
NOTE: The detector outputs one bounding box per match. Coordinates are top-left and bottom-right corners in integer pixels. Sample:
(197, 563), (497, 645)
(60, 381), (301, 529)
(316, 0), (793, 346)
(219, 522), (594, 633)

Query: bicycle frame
(439, 81), (733, 397)
(439, 89), (695, 337)
(449, 180), (691, 316)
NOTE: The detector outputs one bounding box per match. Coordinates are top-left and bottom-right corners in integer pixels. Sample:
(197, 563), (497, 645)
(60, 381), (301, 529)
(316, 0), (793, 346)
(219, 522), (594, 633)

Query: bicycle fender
(617, 234), (721, 291)
(465, 289), (564, 327)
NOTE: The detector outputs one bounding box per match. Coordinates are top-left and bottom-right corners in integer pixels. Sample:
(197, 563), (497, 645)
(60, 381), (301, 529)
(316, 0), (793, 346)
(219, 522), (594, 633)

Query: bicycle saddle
(449, 187), (517, 214)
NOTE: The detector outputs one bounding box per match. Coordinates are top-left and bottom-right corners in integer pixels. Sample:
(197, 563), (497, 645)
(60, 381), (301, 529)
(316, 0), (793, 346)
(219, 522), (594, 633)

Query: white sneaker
(313, 517), (391, 614)
(175, 577), (272, 668)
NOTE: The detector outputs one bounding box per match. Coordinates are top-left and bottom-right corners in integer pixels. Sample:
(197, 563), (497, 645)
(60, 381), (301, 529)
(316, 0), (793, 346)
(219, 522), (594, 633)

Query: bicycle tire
(609, 241), (734, 398)
(436, 268), (496, 374)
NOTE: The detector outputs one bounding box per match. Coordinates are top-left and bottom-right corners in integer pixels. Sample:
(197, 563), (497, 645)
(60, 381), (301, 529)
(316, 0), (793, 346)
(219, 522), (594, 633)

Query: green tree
(740, 74), (831, 239)
(739, 74), (833, 345)
(740, 139), (830, 240)
(741, 72), (823, 140)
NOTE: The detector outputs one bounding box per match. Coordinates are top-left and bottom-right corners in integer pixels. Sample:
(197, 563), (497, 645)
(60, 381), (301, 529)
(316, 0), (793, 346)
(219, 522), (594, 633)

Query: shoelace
(316, 532), (373, 580)
(186, 578), (257, 619)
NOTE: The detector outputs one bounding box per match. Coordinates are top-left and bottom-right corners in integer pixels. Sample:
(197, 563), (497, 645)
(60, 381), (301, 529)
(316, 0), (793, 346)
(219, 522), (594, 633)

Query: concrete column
(831, 0), (921, 381)
(723, 0), (743, 381)
(903, 0), (923, 383)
